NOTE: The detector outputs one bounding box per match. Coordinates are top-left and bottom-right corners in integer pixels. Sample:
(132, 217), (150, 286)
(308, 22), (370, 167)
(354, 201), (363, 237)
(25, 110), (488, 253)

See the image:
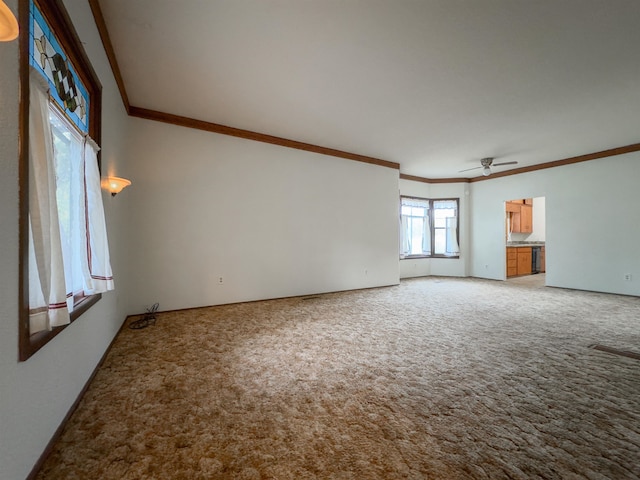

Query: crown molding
(88, 2), (640, 180)
(400, 174), (470, 184)
(129, 106), (399, 169)
(468, 143), (640, 182)
(87, 0), (398, 170)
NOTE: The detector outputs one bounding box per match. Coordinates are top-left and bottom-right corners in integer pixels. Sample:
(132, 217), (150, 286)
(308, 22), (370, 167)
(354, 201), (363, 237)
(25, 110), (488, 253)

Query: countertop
(506, 242), (545, 247)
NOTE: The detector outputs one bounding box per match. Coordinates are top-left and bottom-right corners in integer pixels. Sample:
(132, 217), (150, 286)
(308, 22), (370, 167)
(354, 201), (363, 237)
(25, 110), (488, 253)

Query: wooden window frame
(430, 198), (460, 259)
(400, 196), (460, 259)
(19, 0), (103, 361)
(400, 195), (431, 259)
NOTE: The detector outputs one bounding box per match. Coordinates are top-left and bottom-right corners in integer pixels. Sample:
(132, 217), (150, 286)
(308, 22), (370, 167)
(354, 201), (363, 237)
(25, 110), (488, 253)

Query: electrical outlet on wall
(624, 273), (632, 281)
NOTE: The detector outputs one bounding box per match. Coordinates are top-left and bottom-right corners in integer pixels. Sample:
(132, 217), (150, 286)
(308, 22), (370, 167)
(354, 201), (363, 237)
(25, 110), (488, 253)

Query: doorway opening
(505, 197), (546, 282)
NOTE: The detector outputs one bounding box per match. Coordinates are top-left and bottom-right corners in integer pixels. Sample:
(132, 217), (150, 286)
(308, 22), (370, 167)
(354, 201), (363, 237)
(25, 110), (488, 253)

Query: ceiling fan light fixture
(457, 156), (517, 175)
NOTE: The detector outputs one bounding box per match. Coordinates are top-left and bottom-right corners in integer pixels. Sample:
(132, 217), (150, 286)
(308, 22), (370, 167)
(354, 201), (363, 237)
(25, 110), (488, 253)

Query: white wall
(0, 1), (132, 478)
(529, 196), (546, 241)
(122, 119), (400, 314)
(399, 179), (469, 279)
(470, 154), (640, 295)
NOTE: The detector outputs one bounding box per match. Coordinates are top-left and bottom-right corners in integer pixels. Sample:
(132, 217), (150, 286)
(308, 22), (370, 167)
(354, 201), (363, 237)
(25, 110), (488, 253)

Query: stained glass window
(29, 0), (90, 133)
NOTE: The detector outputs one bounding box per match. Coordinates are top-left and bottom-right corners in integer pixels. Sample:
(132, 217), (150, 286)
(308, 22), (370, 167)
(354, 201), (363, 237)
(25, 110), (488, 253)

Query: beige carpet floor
(36, 276), (640, 479)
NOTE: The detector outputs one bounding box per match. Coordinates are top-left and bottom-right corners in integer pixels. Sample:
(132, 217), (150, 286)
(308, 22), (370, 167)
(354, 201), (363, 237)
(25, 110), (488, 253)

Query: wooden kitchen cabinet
(506, 248), (518, 277)
(507, 247), (532, 277)
(517, 247), (532, 275)
(511, 211), (521, 232)
(506, 245), (546, 277)
(506, 202), (521, 213)
(507, 198), (533, 233)
(519, 204), (532, 233)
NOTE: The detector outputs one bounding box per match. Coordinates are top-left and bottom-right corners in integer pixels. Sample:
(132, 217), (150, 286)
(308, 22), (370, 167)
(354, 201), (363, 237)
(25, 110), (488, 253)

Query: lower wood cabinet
(506, 246), (532, 277)
(517, 248), (532, 275)
(506, 248), (517, 277)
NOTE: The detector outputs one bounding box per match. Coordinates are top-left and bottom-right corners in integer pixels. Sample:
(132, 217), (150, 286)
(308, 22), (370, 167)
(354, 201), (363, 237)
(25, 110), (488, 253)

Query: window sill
(19, 293), (102, 361)
(400, 255), (460, 260)
(70, 293), (102, 321)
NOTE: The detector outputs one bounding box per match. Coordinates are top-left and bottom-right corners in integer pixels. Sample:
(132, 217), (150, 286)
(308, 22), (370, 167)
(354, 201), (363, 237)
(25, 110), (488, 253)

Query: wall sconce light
(0, 0), (19, 42)
(101, 176), (131, 196)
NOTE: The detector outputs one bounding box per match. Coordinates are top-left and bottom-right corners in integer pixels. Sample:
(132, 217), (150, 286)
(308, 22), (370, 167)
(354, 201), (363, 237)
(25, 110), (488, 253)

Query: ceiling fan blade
(458, 166), (482, 173)
(492, 161), (518, 167)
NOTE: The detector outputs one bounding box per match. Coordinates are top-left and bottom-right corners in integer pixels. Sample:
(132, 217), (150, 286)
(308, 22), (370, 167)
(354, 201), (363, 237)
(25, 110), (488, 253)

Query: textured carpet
(36, 276), (640, 479)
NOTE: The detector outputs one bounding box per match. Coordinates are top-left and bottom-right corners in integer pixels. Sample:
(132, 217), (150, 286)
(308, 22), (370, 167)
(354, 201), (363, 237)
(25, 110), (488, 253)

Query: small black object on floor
(129, 303), (159, 330)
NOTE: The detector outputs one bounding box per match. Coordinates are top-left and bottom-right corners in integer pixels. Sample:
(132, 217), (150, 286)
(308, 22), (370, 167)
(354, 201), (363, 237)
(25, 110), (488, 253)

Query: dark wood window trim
(430, 198), (460, 259)
(19, 0), (103, 361)
(400, 196), (460, 259)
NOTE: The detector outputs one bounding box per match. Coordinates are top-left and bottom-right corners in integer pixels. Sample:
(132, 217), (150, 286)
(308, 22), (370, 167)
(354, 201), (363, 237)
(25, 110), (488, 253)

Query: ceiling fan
(459, 157), (518, 176)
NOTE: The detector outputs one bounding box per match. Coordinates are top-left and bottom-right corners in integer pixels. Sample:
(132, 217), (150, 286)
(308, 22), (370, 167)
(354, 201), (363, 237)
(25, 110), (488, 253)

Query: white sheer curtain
(400, 197), (430, 257)
(432, 199), (459, 256)
(28, 68), (115, 334)
(28, 69), (70, 333)
(400, 214), (410, 257)
(82, 137), (114, 293)
(421, 214), (431, 254)
(446, 216), (460, 255)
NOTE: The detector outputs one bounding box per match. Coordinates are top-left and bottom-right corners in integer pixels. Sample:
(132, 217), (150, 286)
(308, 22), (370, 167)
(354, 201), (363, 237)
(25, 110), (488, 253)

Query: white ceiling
(97, 0), (640, 178)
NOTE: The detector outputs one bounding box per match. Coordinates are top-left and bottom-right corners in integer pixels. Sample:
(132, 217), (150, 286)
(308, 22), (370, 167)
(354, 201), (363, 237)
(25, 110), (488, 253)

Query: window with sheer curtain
(400, 197), (460, 258)
(21, 0), (110, 360)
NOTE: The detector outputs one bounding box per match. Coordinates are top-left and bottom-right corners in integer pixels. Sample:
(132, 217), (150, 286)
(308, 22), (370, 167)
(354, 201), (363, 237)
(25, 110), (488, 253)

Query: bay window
(400, 196), (460, 258)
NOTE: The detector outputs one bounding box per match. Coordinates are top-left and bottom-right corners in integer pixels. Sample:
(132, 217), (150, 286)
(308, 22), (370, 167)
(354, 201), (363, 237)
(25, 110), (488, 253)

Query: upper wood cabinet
(507, 198), (533, 233)
(505, 202), (521, 213)
(519, 204), (532, 233)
